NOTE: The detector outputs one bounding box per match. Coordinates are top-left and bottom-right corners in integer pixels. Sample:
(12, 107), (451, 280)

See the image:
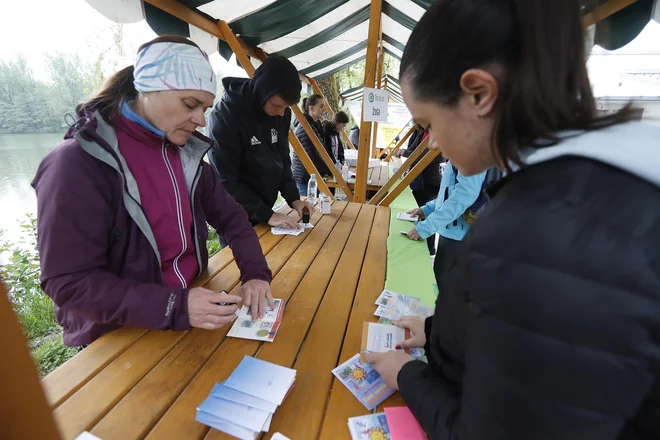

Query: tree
(46, 52), (92, 116)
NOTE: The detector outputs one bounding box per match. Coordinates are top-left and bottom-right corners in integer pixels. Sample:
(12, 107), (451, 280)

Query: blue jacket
(415, 162), (486, 241)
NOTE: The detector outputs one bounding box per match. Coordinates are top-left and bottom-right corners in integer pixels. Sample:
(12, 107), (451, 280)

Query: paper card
(228, 299), (286, 342)
(262, 413), (273, 432)
(375, 295), (421, 321)
(361, 323), (410, 361)
(299, 221), (315, 229)
(271, 434), (292, 440)
(348, 413), (391, 440)
(209, 382), (278, 413)
(74, 433), (103, 440)
(414, 304), (435, 318)
(332, 353), (395, 410)
(196, 410), (259, 440)
(384, 407), (427, 440)
(197, 396), (270, 432)
(271, 226), (304, 236)
(396, 212), (419, 222)
(374, 289), (395, 306)
(224, 356), (297, 406)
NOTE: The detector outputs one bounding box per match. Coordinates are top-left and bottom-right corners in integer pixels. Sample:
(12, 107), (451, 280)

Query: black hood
(221, 55), (301, 115)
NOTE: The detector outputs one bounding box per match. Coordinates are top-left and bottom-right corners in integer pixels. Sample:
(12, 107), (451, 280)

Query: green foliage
(206, 225), (222, 257)
(0, 215), (73, 376)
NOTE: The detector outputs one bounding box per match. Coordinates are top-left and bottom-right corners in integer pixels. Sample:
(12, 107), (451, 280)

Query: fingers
(266, 290), (276, 310)
(251, 289), (260, 321)
(362, 351), (382, 364)
(282, 215), (302, 229)
(306, 202), (316, 213)
(398, 339), (416, 349)
(204, 312), (237, 326)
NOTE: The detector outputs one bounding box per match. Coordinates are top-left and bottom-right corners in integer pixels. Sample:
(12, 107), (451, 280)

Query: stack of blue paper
(196, 356), (297, 440)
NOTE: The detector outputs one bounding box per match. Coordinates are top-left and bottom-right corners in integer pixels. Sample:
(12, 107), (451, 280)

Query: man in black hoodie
(207, 55), (314, 229)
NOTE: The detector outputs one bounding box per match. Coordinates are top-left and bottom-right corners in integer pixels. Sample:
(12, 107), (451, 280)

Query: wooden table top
(324, 164), (390, 191)
(42, 201), (406, 440)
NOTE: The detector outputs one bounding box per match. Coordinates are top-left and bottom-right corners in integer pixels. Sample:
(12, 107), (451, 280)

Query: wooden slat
(204, 203), (363, 440)
(144, 204), (346, 440)
(369, 136), (430, 205)
(583, 0), (638, 27)
(379, 147), (441, 207)
(42, 327), (148, 408)
(318, 207), (391, 440)
(53, 331), (187, 440)
(267, 205), (378, 439)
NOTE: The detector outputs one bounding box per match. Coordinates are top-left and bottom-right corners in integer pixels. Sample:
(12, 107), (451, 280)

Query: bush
(0, 214), (73, 376)
(207, 225), (222, 257)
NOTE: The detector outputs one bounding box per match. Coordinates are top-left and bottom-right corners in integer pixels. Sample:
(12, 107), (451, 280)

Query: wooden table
(42, 201), (406, 440)
(324, 164), (390, 192)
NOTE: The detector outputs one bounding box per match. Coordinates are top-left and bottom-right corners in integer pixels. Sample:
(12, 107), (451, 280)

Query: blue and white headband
(133, 42), (216, 97)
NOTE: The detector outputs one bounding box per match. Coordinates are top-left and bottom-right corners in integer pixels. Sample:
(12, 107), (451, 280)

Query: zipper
(190, 164), (204, 278)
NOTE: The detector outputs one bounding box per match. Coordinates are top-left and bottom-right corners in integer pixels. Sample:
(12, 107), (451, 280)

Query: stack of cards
(360, 322), (411, 361)
(331, 353), (395, 410)
(228, 299), (286, 342)
(374, 290), (433, 324)
(348, 413), (391, 440)
(396, 212), (419, 222)
(196, 356), (296, 440)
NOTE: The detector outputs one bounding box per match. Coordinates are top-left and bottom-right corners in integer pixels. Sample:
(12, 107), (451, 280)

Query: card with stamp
(227, 299), (286, 342)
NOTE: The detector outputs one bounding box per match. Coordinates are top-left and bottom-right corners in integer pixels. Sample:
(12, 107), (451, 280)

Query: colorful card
(348, 413), (391, 440)
(361, 323), (410, 361)
(332, 353), (395, 410)
(384, 407), (427, 440)
(224, 356), (296, 406)
(375, 294), (420, 321)
(396, 212), (419, 222)
(228, 299), (286, 342)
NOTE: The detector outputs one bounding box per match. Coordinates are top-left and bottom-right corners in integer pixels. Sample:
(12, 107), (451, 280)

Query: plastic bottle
(307, 174), (318, 204)
(341, 162), (349, 181)
(335, 160), (342, 175)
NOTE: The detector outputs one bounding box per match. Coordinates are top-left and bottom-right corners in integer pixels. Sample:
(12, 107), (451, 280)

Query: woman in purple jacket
(32, 35), (274, 347)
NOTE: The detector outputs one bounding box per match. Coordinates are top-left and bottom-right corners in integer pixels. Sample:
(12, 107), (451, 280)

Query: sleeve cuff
(397, 360), (428, 398)
(422, 204), (434, 218)
(414, 220), (433, 240)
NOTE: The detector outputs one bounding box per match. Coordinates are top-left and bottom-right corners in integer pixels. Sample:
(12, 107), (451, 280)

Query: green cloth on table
(385, 181), (438, 308)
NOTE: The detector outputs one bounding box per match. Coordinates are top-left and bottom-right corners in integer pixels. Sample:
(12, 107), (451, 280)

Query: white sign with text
(362, 87), (389, 122)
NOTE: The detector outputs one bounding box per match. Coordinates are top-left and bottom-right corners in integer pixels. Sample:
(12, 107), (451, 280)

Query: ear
(459, 69), (499, 117)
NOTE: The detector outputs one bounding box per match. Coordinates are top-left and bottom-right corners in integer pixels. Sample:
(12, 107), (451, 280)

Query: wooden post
(355, 0), (383, 203)
(369, 136), (429, 205)
(217, 20), (340, 200)
(383, 124), (415, 162)
(310, 78), (357, 150)
(371, 45), (385, 159)
(0, 276), (62, 440)
(378, 147), (442, 207)
(583, 0), (639, 27)
(289, 105), (354, 201)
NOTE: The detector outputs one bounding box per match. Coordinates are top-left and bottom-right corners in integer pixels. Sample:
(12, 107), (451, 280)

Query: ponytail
(78, 65), (136, 121)
(401, 0), (635, 171)
(302, 94), (322, 115)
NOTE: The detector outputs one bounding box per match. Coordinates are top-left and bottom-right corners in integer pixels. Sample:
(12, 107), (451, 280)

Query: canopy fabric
(340, 74), (404, 103)
(85, 0), (659, 79)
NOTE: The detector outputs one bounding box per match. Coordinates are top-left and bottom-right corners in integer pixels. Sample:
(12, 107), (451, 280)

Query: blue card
(224, 356), (296, 406)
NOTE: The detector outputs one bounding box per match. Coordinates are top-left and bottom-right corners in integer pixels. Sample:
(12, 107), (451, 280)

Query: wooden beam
(371, 46), (385, 159)
(383, 124), (415, 162)
(217, 19), (337, 200)
(309, 78), (357, 151)
(355, 0), (383, 203)
(583, 0), (639, 27)
(369, 136), (429, 205)
(378, 146), (442, 207)
(289, 105), (354, 201)
(0, 276), (63, 440)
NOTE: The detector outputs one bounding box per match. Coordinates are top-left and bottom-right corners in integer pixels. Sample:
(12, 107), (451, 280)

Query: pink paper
(384, 406), (427, 440)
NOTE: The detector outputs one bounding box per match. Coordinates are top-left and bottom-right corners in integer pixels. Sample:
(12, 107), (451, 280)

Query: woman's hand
(392, 316), (427, 349)
(241, 279), (275, 321)
(362, 351), (415, 391)
(268, 212), (301, 229)
(407, 227), (423, 241)
(187, 288), (241, 330)
(292, 199), (315, 220)
(407, 207), (425, 220)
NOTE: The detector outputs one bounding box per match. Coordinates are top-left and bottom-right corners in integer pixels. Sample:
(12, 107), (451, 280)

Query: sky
(0, 0), (658, 95)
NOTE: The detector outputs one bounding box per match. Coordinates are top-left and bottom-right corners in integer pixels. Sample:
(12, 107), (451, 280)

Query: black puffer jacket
(398, 125), (660, 439)
(322, 124), (345, 164)
(349, 125), (360, 149)
(404, 129), (442, 190)
(207, 55), (301, 225)
(291, 114), (331, 184)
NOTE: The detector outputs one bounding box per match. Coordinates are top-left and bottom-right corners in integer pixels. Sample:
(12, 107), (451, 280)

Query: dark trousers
(412, 185), (440, 255)
(433, 235), (460, 292)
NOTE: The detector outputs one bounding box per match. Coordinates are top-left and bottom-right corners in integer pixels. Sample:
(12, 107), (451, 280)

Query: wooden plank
(355, 0), (383, 202)
(379, 147), (442, 207)
(0, 276), (63, 440)
(267, 204), (378, 439)
(143, 204), (346, 440)
(42, 327), (148, 409)
(53, 330), (187, 440)
(318, 207), (391, 440)
(87, 214), (296, 439)
(583, 0), (638, 27)
(290, 105), (354, 201)
(369, 136), (430, 205)
(204, 203), (363, 440)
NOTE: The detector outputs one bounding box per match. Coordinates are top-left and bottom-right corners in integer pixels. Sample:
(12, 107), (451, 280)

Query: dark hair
(322, 110), (350, 132)
(302, 94), (323, 115)
(78, 35), (200, 121)
(278, 85), (302, 106)
(400, 0), (634, 170)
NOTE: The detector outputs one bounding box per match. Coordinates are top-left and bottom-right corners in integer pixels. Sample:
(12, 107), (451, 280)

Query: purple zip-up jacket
(32, 111), (272, 347)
